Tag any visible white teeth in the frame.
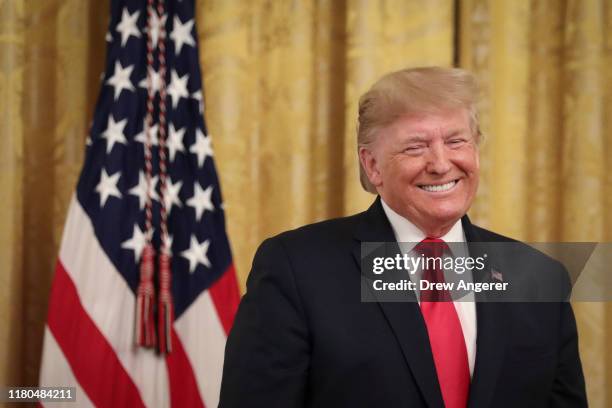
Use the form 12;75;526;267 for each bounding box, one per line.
420;180;456;192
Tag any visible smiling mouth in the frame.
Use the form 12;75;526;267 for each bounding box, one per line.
418;179;458;192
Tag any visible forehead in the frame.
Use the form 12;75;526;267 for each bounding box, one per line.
387;109;471;136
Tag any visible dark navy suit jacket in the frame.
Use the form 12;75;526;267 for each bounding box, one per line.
219;197;587;407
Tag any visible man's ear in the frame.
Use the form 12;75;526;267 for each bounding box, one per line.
359;146;382;187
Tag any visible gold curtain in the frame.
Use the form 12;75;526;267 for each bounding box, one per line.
1;0;610;404
197;0;453;287
0;0;108;390
460;1;612;405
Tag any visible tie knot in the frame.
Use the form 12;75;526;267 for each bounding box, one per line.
416;238;451;301
415;237;447;258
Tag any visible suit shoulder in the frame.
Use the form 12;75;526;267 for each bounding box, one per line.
258;212;363;255
248;214;362;286
472;224;564;269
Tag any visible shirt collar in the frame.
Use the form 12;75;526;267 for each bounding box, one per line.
380;198;465;254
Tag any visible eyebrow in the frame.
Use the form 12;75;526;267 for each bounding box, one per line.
403;129;468;143
403;135;429;143
443;129;468;138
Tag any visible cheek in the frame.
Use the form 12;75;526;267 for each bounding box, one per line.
454;150;479;174
384;158;423;183
470;154;480;173
459;154;479;196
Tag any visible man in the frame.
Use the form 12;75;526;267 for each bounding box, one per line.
219;67;587;407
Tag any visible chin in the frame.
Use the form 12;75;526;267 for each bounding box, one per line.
427;208;465;224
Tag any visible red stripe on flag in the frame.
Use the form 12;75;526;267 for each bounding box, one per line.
208;264;240;335
47;261;145;408
166;328;205;408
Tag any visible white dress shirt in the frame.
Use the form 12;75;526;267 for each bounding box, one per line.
380;199;477;377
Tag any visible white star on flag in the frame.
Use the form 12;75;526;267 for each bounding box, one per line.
95;169;122;207
121;224;147;262
187;183;214;221
181;235;211;273
163;178;183;215
106;62;135;100
128;171;159;210
116;8;141;47
190;129;213;167
134;122;159;146
146;11;167;49
170;16;195;54
167;124;186;161
101;115;128;153
167;69;189;108
138;67;162;95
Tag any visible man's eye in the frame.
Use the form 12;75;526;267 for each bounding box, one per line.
404;145;425;152
448;139;466;146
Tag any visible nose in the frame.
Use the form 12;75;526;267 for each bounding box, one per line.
425;142;451;174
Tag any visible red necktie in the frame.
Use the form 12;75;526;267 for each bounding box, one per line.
417;238;470;408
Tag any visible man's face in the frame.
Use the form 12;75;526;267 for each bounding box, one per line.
360;109;479;235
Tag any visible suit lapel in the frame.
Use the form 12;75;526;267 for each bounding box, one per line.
352;198;445;408
462;216;508;408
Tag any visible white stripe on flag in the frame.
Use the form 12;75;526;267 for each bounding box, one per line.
39;326;94;408
175;290;227;408
59;195;170;408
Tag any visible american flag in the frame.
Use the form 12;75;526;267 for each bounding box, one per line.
39;0;240;406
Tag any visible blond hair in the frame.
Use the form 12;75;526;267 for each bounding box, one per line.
357;66;481;193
